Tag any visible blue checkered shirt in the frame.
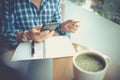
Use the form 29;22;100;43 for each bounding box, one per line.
1;0;62;47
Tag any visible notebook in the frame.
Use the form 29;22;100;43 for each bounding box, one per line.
12;36;76;61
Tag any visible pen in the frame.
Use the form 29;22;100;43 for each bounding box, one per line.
43;40;46;58
31;25;43;57
31;40;35;57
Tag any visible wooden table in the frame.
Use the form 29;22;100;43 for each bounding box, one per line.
53;43;120;80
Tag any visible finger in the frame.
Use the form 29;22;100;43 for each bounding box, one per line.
67;23;80;30
40;30;50;36
68;21;80;28
67;26;78;33
74;22;80;27
66;19;74;22
33;31;50;41
71;27;78;31
65;24;75;31
43;31;55;38
34;31;50;42
30;26;41;34
34;26;42;30
69;29;76;33
38;31;55;42
49;31;55;36
72;21;80;23
64;19;74;24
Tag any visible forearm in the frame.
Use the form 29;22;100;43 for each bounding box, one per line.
17;32;23;42
1;26;20;47
53;0;67;35
17;30;32;42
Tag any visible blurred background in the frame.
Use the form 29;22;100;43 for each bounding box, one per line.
69;0;120;25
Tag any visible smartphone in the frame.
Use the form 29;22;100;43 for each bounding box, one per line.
41;22;59;31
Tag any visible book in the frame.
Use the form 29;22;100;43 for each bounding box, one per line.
12;36;76;61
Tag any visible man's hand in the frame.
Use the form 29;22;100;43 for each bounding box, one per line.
60;20;80;33
25;26;55;42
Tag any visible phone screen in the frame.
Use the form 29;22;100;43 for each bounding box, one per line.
41;22;59;31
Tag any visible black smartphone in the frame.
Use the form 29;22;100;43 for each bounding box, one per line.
41;22;59;31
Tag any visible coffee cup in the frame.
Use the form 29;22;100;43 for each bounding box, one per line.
73;50;110;80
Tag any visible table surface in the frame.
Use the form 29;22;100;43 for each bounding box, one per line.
53;44;120;80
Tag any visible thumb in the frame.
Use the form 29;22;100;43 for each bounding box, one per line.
65;19;73;24
34;26;42;30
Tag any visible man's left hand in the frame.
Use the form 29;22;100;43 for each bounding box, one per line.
60;19;80;33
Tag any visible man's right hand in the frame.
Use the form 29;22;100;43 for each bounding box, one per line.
18;26;55;43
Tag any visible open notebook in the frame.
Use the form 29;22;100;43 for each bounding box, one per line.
12;36;76;61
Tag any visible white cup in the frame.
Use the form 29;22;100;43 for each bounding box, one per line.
73;50;109;80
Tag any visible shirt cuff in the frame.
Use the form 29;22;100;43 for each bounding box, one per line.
56;23;66;35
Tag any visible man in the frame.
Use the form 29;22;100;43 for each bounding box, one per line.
1;0;80;48
1;0;80;80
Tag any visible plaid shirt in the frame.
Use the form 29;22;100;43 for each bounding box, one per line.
1;0;62;47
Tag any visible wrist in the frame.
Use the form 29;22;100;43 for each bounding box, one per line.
58;24;66;35
24;31;32;40
17;31;32;42
22;31;32;42
17;32;23;42
59;23;65;32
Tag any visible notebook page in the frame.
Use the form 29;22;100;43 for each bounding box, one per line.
12;42;44;61
45;36;76;58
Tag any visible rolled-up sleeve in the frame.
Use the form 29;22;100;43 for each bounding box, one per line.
53;0;67;35
1;1;20;47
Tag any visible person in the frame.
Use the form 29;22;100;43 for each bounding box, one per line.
1;0;80;48
1;0;80;80
0;1;24;80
